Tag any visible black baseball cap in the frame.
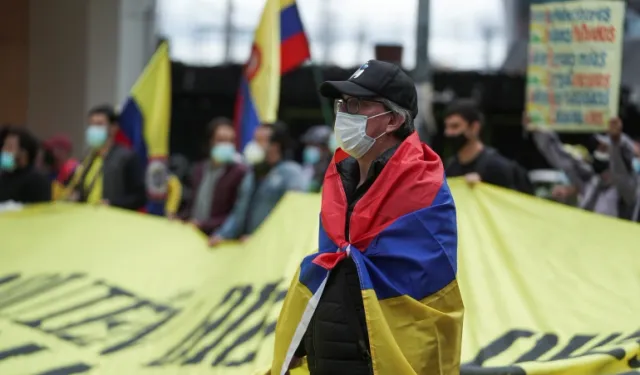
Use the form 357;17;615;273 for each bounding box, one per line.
319;60;418;119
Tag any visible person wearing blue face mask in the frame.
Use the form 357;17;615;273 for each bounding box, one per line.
180;117;247;235
64;105;146;210
0;126;51;204
301;125;333;192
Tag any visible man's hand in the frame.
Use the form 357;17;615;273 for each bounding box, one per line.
239;235;250;243
608;117;623;142
208;235;225;247
100;199;110;206
188;219;200;228
551;185;577;200
266;356;303;373
167;213;178;220
465;172;482;187
67;191;80;202
282;356;303;374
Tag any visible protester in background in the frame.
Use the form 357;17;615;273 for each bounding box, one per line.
444;99;532;193
42;135;79;200
181;117;247;234
301;125;333;192
66;105;146;210
527;117;638;220
0;127;51;203
209;124;304;246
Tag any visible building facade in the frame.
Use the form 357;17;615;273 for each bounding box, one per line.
0;0;157;155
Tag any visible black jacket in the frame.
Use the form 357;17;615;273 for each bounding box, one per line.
296;146;398;375
0;166;51;204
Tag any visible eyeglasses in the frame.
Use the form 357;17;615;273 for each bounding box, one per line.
334;97;387;115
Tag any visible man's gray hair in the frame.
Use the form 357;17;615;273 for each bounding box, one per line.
380;98;414;139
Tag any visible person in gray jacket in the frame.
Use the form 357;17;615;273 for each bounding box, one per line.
526;117;638;220
208;125;305;246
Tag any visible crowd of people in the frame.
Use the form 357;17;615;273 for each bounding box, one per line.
442;99;640;221
0;105;337;245
1;94;640;246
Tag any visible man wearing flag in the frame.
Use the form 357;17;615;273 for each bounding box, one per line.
272;60;463;375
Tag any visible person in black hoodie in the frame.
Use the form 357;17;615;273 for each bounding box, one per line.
0;126;51;204
443;99;533;194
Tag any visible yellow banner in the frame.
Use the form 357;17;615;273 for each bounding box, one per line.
0;179;638;374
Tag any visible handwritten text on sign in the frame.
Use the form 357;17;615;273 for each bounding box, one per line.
526;1;625;132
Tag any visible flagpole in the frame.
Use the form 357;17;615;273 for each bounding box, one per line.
414;0;436;144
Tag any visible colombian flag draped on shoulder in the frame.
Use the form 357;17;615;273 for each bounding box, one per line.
118;42;171;215
235;0;310;148
272;133;464;375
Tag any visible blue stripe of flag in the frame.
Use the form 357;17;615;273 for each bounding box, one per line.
280;4;305;42
299;255;330;295
119;98;148;167
361;181;457;301
237;77;261;149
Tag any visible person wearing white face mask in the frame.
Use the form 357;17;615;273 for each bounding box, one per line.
243;140;266;165
64;105;146;210
276;60;462;375
180;117;247;235
209;123;305;246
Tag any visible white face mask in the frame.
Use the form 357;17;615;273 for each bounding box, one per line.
243;141;265;165
334;111;390;159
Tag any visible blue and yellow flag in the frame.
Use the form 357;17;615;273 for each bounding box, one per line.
118;41;171;215
271;134;464;375
234;0;310;148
